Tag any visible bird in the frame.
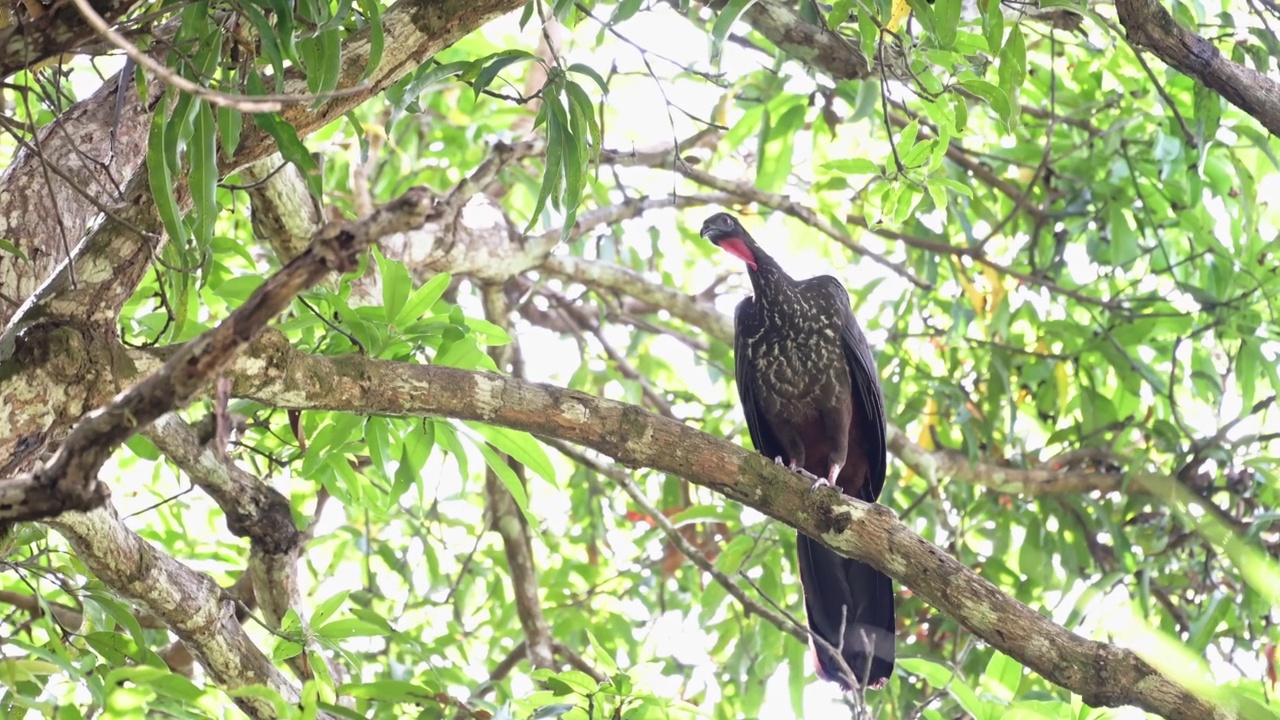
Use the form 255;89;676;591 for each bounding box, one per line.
700;211;895;691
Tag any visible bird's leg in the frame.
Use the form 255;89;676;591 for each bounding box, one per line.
810;463;844;494
774;456;820;482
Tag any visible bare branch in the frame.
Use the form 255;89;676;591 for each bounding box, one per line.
547;439;807;643
599;145;931;289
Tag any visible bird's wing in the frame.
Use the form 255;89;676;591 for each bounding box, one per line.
734;297;786;461
818;276;887;502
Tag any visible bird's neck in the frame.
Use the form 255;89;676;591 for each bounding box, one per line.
746;246;795;305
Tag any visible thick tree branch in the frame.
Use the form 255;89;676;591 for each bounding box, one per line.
44;505;316;719
0;188;434;522
0;0;142;77
141;413;329;684
1115;0;1280;137
134;335;1233;720
696;0;871;82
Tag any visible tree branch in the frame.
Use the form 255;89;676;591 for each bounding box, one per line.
45;504;318;719
546;438;807;642
481;285;556;670
0;0;142;77
145;332;1235;720
1115;0;1280;137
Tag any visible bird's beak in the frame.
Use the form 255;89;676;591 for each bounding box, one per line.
699;221;732;244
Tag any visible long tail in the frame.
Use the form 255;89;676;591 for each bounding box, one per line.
797;532;896;690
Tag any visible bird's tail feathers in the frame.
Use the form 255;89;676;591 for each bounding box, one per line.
797;533;896;691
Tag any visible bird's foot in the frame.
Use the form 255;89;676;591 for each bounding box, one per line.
774;456;821;482
808;477;840;494
788;460;821;483
808;464;845;495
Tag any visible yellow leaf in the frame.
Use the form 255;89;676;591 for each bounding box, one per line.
886;0;912;32
917;398;937;451
954;261;986;318
1055;361;1070;416
981;264;1006;313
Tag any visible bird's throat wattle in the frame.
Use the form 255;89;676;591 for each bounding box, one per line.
721;238;757;269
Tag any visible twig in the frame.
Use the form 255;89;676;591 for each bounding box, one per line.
544;439;808;643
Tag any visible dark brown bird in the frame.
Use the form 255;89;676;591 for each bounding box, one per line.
701;211;895;690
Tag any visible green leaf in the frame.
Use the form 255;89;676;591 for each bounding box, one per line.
318;27;343;98
0;238;29;262
757;102;804;192
248;73;322;200
857;12;878;72
365;415;395;482
190;101;218;253
566;63;609;95
392;421;433;500
822;158;881;175
934;0;960;47
473;50;537;99
982;651;1023;700
898;657;993;719
217;103;242;161
375;248;412;324
555;88;585;217
1194;81;1222;154
711;0;760;48
524;100;565;232
981;0;1003;55
998;25;1027;97
311;590;350;629
714;533;755;574
826;0;853;27
272;639;305;661
469;423;557;483
395;272;452;327
356;0;384;80
339;680;439;702
477;442;534;521
148;96;188;253
959;79;1012;128
315;618;385;639
531;704;577;720
564;81;602;177
669;504;737;527
610;0;643;23
585;631;620;675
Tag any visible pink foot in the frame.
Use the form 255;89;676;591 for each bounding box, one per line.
809;464;844;494
774;456;820;482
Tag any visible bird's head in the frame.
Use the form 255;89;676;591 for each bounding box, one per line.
700;212;758;270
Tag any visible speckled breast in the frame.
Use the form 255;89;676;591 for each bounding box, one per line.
747;326;849;420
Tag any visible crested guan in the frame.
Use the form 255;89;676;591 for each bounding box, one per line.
700;211;895;691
